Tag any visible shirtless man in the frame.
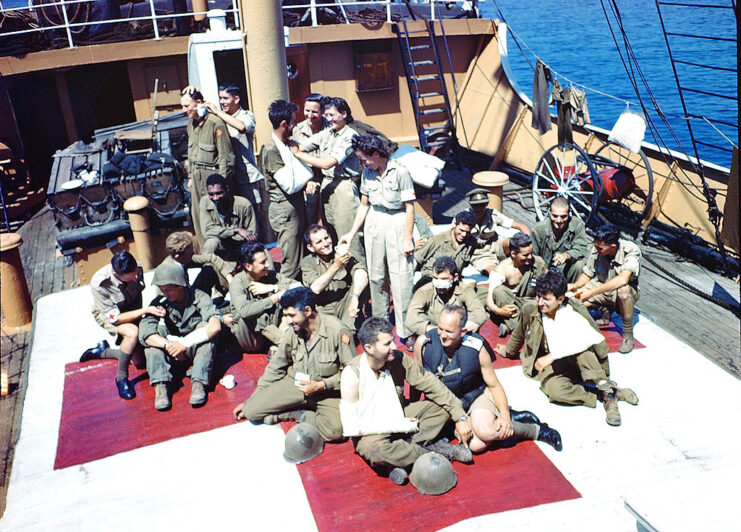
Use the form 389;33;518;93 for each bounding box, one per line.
485;232;547;337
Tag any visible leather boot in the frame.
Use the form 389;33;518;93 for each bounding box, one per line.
154;383;171;411
189;381;207;407
80;340;109;362
536;423;563;451
424;439;473;464
264;410;309;425
618;336;635;354
617;386;639;405
509;408;540;425
598;380;621;426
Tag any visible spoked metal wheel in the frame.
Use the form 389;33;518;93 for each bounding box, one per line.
532;142;601;226
592;141;654;225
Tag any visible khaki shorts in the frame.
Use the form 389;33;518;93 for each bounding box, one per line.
471;239;506;272
468;388;501;417
584;279;639;307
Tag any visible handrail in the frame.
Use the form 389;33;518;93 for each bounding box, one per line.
0;1;487;52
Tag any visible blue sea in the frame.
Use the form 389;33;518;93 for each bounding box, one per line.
480;0;737;168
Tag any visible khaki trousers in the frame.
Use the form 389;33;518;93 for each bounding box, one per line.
189;167;212;248
145;341;214;385
321;178;364;263
353;400;450;469
243;376;343;442
268;199;305;280
365;207;415;338
232;319;283;352
537;348;610;408
489;285;531;331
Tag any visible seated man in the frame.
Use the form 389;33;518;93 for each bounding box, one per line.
81;250;164;400
200;173;257;261
467;187;531;273
232;287;355;442
340;317;473;486
301;224;368;330
406;256;487;338
494;270;638;426
485;232;547;337
414;305;561;453
139;262;222;411
415;210;479;280
229;242;300;352
162;231;235;296
531;197;589;283
568;224;641;353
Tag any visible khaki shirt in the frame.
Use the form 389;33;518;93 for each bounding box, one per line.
256;313;356;392
291;118;329;147
359;160;416;211
415;230;478;277
301;253;365;313
582;239;641;289
406;282;487;334
346;351;466;421
531;216;589;266
473;208;513;239
505;299;609;379
199;195;257;243
229;270;296;333
301;124;361;181
227;107;263;185
90;263;144;324
139;287;220;341
186;113;235;193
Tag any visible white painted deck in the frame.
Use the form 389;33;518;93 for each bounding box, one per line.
2;280;739;531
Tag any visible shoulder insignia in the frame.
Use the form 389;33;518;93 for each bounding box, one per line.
215;128;224;137
341;333;351;345
462;334;484;351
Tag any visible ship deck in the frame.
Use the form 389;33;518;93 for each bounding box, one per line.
1;168;739;528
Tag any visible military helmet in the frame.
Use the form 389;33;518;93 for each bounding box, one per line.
283;423;324;464
152;261;188;287
466;187;490;206
409;452;457;495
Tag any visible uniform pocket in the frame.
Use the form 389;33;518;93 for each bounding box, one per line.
198;143;217;164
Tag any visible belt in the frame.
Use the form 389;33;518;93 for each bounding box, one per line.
192;161;218;169
371;204;404;214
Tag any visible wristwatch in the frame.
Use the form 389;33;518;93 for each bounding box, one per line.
456;415;469;423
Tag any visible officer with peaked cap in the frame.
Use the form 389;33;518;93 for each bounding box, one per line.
139;262;223;411
465;187;531;273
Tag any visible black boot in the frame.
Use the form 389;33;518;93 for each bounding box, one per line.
80;340;109;363
116;378;136;400
509;407;540;425
537;423;563;451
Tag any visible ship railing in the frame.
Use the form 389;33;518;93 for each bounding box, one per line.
0;0;484;51
0;0;239;49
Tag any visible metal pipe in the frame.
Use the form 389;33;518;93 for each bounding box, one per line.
123;196;155;271
59;0;75;49
0;233;33;331
148;0;161;39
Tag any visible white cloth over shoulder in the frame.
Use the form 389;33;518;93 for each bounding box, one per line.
340;354;418;437
542;304;605;360
272;133;314;194
390;145;445;189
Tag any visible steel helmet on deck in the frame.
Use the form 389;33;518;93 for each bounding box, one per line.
409;452;457;495
283;423;324;464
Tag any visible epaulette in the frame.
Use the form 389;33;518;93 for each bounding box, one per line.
461;334;483;351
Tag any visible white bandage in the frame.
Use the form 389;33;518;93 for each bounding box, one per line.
488;271;506;288
168;326;209;349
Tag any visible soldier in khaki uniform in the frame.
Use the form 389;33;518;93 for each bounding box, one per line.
229;242;300;352
531;197;589;283
291;93;329;225
181;87;235;247
466;188;531;273
494;270;638;426
301;224;368;331
293;97;365;263
160;231;235;296
406;256;487;337
261;100;316;280
569;224;641;354
415;210;479;280
82;250;165;400
233;287;355;442
339;135;415;345
486;232;547;336
139;262;223;411
340;317;474;485
199;173;257;261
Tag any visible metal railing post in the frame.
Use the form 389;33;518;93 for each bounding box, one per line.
59;0;76;49
386;0;391;23
310;0;317;27
232;0;239;29
148;0;161;40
